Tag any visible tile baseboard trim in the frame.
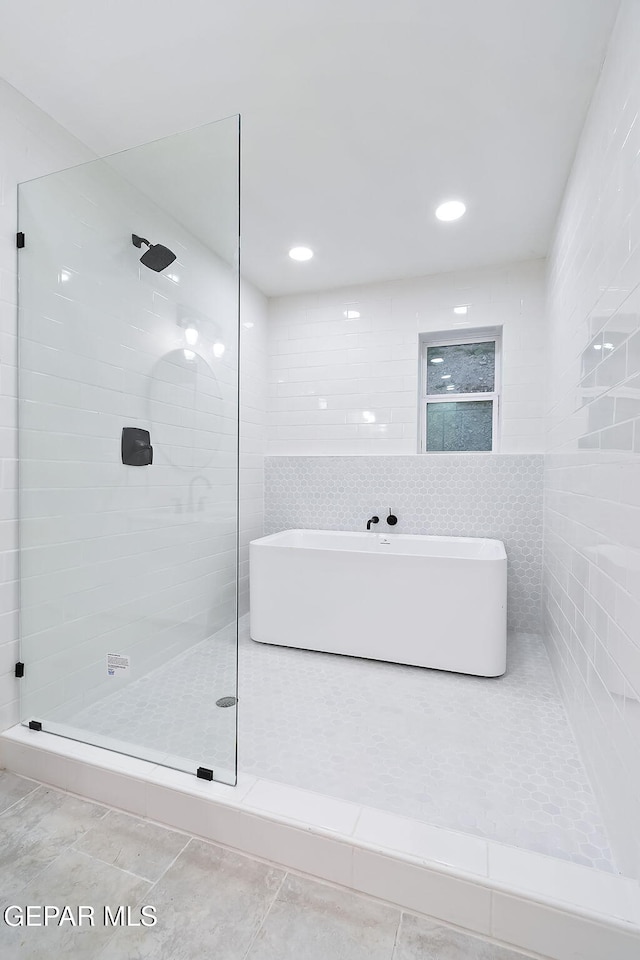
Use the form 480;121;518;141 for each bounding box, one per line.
1;725;639;960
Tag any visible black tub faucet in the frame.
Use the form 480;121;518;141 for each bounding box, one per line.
366;515;379;530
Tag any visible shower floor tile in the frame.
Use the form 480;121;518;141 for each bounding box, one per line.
63;625;238;774
64;616;616;872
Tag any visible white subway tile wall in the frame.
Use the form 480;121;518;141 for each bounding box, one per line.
265;454;543;633
267;260;546;456
0;79;92;733
544;0;640;879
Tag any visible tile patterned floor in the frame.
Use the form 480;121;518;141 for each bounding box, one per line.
61;618;615;871
0;773;541;960
61;622;238;774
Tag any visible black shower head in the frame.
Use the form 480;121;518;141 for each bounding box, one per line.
140;243;176;273
131;233;177;273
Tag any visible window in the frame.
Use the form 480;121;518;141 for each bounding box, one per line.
419;330;501;452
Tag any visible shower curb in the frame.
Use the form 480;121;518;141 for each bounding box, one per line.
1;724;639;960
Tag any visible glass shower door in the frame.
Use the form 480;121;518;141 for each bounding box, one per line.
17;117;240;784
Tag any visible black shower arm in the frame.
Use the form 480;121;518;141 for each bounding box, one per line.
131;234;151;249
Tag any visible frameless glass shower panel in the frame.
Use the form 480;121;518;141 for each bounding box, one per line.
18;117;240;783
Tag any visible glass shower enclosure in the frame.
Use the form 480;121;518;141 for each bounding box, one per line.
16;117;240;785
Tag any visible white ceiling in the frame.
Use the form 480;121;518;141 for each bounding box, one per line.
0;0;620;296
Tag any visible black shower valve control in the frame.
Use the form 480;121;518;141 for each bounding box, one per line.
386;508;398;526
121;427;153;466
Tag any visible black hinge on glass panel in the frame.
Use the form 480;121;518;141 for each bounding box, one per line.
14;662;24;678
28;720;42;731
196;767;214;781
16;232;25;249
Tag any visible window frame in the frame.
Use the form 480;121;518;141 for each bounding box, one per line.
418;328;502;454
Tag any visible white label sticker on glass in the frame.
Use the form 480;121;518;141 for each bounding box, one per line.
107;653;130;677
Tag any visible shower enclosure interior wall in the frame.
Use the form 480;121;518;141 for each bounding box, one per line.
17;116;240;784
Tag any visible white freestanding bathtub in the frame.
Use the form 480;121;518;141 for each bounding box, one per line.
250;529;507;677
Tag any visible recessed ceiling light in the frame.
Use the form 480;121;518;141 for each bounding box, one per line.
213;342;225;358
446;384;455;391
344;309;360;319
453;306;468;315
183;349;195;361
435;200;466;222
593;344;602;350
430;357;444;364
362;411;376;424
603;342;614;350
441;374;451;379
288;246;314;261
184;325;199;346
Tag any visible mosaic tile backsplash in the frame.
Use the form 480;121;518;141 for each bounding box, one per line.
265;454;543;633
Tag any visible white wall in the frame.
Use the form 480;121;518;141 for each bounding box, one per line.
267;259;546;456
544;0;640;879
0;79;92;733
